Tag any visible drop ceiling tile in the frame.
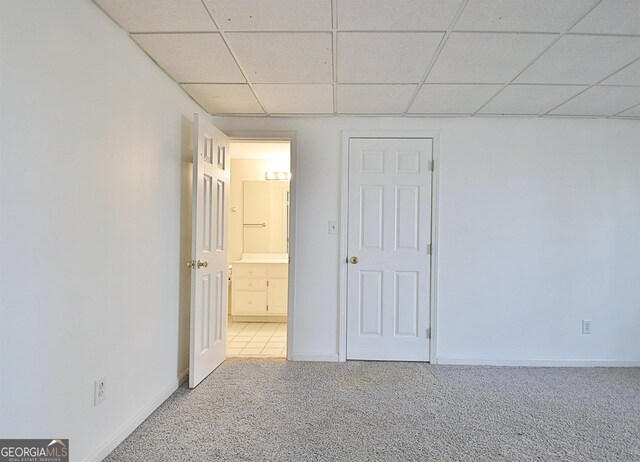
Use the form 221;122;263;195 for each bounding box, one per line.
456;0;594;32
132;33;244;83
550;86;640;116
226;33;332;83
408;84;501;113
254;84;333;113
572;0;640;35
616;104;640;118
337;85;417;113
337;0;461;30
601;59;640;86
181;84;263;114
517;35;640;85
95;0;216;32
203;0;331;30
427;33;555;83
338;32;443;83
480;84;588;114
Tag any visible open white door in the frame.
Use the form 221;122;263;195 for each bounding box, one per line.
189;113;229;388
346;138;433;361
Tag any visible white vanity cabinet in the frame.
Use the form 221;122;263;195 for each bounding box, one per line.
231;262;288;320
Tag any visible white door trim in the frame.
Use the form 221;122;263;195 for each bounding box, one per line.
339;131;440;363
224;130;298;361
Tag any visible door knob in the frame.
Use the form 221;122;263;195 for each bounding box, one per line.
197;260;208;268
350;256;359;264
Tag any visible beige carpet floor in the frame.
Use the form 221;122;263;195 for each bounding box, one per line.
106;359;640;461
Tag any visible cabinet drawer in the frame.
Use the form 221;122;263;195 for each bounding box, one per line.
234;279;267;291
233;291;267;314
233;265;267;279
268;264;289;279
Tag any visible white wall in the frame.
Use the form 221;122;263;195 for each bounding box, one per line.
1;1;203;460
213;116;640;365
228;158;290;262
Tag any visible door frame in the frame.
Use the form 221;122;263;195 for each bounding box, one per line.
225;131;298;361
338;131;441;363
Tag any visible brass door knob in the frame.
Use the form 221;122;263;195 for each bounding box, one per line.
350;256;359;264
197;260;208;268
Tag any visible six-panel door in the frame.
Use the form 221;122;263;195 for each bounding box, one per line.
189;114;230;388
346;138;433;361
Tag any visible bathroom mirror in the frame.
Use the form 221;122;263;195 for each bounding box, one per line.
243;181;290;254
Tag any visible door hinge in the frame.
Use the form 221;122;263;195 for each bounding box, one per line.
429;160;434;171
267;280;269;287
427;244;432;255
426;328;431;339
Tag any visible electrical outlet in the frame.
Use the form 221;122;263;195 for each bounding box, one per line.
582;320;592;335
94;376;106;405
328;220;338;234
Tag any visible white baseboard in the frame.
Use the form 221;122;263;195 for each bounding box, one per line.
291;352;339;362
437;356;640;367
85;369;189;462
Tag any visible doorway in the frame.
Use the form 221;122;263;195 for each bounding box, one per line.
226;141;292;358
339;134;439;362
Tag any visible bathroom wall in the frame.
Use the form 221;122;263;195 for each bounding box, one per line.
229;159;273;261
229;143;291;262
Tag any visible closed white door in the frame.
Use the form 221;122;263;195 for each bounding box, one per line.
189;114;229;388
346;138;433;361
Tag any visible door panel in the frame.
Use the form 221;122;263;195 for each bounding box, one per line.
268;279;288;315
346;138;432;361
189;114;229;388
214;271;224;343
359;271;383;336
199;274;212;351
215;180;225;251
395;186;419;250
360;185;384;250
202;174;213;252
394;271;419;337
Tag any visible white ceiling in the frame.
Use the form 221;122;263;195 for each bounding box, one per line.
94;0;640;119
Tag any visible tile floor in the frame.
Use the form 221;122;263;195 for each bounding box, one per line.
227;318;287;358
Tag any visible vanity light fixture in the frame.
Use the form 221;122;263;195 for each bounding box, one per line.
265;171;291;181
